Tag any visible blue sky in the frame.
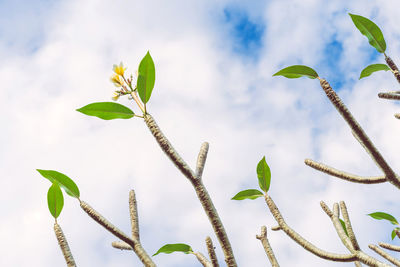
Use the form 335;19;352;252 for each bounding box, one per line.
2;0;400;266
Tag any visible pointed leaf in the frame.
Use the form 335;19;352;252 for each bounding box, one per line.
339;219;349;237
349;13;386;53
392;229;397;240
37;169;80;198
76;102;134;120
368;212;398;225
273;65;318;79
359;64;390;79
153;243;192;256
232;189;264;200
137;51;156;104
257;156;271;193
47;182;64;218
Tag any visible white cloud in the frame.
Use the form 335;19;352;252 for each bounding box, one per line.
1;0;400;266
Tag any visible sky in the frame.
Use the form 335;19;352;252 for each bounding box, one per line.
1;0;400;266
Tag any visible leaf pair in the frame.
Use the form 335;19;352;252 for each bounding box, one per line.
273;14;388;81
37;169;80;219
368;212;399;240
232;156;271;200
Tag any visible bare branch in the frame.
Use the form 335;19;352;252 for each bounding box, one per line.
129;190;140;241
264;194;357;262
378;92;400;100
196;142;209;179
80;201;156;267
320;201;391;267
205;236;219;267
369;244;400;266
112;241;132;250
192;251;213;267
54;222;76;267
340;201;360;250
256;226;280;267
317;78;400;189
355;261;362;267
379;242;400;252
305;159;386;184
143;113;237;267
385;56;400;84
271;226;281;231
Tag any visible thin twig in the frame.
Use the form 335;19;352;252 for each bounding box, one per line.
256;226;280;267
369;244;400;266
385;56;400;84
54;222;76;267
355;261;362;267
192;251;213;267
129;190;140;241
143;113;237;267
317;77;400;189
205;236;219;267
379;242;400;252
112;241;132;250
305;159;386;184
340;201;360;250
378;92;400;100
196;142;209;179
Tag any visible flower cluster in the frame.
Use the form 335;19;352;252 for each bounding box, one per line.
110;62;133;101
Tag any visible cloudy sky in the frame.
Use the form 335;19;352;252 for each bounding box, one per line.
1;0;400;266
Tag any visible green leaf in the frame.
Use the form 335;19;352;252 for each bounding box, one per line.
232;189;264;200
47;182;64;218
153;243;193;256
273;65;318;79
37;169;80;198
257;156;271;193
359;64;390;79
349;13;386;53
392;228;400;240
368;212;398;225
76;102;134;120
137;51;156;104
339;219;349;237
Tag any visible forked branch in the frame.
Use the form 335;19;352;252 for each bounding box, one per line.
306;78;400;190
256;226;280;267
143;113;237;267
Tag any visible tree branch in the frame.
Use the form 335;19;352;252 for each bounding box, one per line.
369;244;400;266
340;201;360;251
205;236;219;267
379;242;400;252
129;190;140;241
256;226;280;267
385;56;400;84
264;194;356;262
378;92;400;100
192;251;213;267
80;200;156;267
305;159;386;184
317;78;400;189
143;113;237;267
54;222;76;267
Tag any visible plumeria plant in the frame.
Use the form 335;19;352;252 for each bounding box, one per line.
38;13;400;267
